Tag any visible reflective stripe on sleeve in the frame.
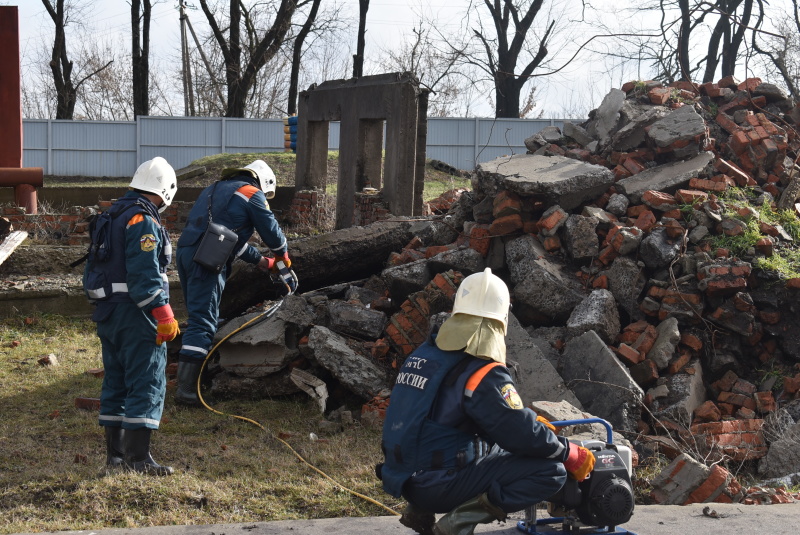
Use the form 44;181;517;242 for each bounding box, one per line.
136;289;163;308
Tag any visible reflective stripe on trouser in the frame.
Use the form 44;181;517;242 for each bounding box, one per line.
97;302;166;430
402;444;567;514
176;246;226;361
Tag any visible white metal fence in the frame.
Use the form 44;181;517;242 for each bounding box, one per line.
22;116;566;177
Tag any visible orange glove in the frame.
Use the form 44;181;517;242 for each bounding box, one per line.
536;415;557;432
151;304;180;345
272;251;291;271
564;445;596;482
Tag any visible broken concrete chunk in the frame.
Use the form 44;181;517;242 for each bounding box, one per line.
307;325;388;400
478;154;614;211
216;312;291;378
327;299;387;340
616;151;714;205
506;314;582;408
566;289;621;344
560;330;644;433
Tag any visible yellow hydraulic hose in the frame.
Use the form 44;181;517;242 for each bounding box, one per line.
189;298;400;517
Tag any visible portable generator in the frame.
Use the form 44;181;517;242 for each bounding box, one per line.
517;418;637;535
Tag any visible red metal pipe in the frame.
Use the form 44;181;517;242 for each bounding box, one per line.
0;167;44;187
14;183;38;215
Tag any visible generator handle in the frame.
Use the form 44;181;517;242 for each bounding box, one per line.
550;418;613;444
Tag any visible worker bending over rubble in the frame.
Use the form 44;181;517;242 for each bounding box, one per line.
84;157;180;476
175;159;292;406
378;268;596;535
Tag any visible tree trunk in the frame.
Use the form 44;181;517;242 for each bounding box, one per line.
288;0;321;116
43;0;76;119
678;0;692;81
352;0;369;78
495;73;520;118
220;220;419;318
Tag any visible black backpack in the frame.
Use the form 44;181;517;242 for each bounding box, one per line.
70;200;145;268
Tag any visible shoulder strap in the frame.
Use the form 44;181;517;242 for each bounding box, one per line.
464;362;504;398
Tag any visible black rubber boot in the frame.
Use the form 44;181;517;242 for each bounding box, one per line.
101;426;126;475
175;359;203;407
432;493;506;535
124;427;174;476
400;502;435;535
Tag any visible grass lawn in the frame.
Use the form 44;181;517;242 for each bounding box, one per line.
45;152;472;204
0;314;399;534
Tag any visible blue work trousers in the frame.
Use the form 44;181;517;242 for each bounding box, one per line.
97;302;167;430
176;246;226;362
403;445;567;514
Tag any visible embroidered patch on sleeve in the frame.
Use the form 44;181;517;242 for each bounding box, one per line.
140;234;157;252
500;384;523;410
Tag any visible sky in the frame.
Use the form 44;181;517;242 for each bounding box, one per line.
7;1;790;119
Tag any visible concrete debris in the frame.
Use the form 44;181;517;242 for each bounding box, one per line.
11;76;800;507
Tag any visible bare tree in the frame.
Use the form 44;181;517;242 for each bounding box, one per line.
75;39;133;120
464;0;556;118
198;0;299;117
131;0;152;118
628;0;756;83
288;0;322;115
752;0;800;98
40;0;112;119
377;23;476;116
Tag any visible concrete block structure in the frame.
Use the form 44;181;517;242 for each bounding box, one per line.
295;72;430;229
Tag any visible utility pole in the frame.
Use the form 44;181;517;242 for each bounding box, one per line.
184;9;226;111
178;1;195;116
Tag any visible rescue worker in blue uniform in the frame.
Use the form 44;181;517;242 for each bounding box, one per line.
175;159;292;406
84;157;180;476
379;268;596;535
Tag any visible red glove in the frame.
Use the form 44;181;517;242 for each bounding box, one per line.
564;445;596;482
536;415;557;432
258;256;275;272
151;304;180;345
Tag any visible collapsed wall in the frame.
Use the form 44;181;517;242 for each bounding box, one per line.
213;76;800;505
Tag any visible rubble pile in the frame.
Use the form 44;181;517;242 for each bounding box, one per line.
206;76;800;506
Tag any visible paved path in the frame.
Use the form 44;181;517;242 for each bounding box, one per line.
11;502;800;535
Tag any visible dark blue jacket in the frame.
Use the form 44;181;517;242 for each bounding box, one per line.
83;192;171;321
381;339;568;498
177;177;287;269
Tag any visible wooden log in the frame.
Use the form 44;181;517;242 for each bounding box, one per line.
219;219;421;318
0;230;27;267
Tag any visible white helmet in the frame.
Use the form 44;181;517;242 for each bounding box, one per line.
451;268;511;333
222;159;277;199
130;157;177;213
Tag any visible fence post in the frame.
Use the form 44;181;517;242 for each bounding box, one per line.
473;117;480;167
221;117;226;154
46;119;52;175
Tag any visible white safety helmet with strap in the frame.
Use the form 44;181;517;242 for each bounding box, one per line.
129;157;177;213
222;159;277;199
451;267;510;333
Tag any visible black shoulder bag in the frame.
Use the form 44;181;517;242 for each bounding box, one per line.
192;183;239;273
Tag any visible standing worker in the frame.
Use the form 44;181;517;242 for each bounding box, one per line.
378;268;596;535
83;157;180;476
175;159;293;406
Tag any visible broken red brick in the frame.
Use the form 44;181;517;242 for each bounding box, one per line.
75;397;101;411
616;343;643;366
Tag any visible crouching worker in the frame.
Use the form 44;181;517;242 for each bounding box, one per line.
378;268;596;535
83;157;180;476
